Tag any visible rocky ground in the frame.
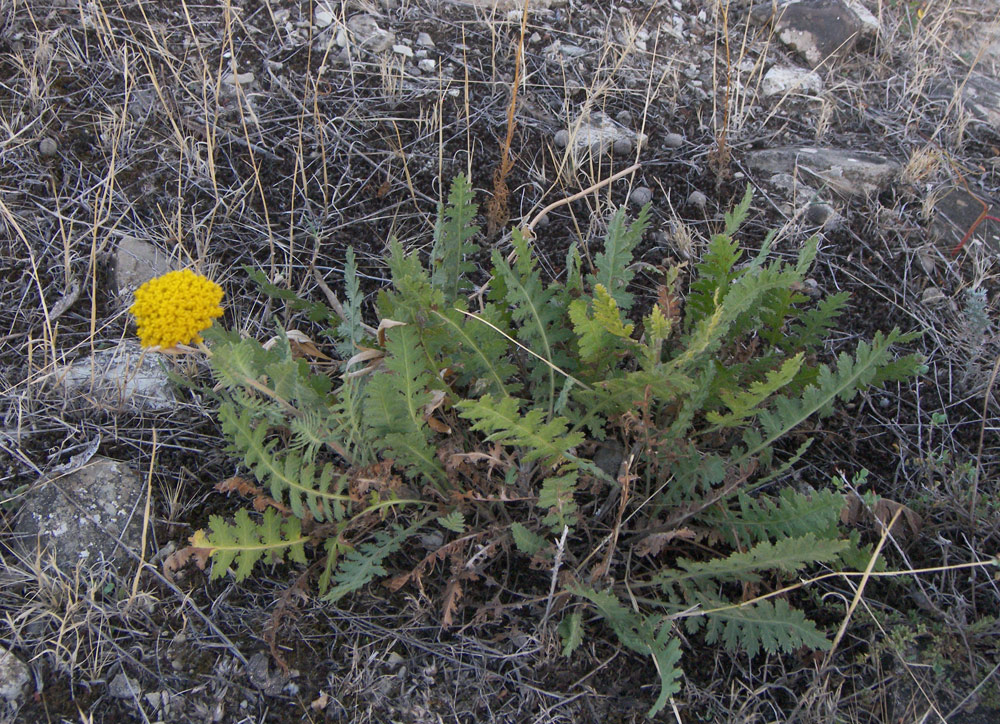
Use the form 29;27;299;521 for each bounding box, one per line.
1;0;1000;722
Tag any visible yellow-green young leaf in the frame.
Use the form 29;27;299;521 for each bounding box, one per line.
190;508;309;582
569;284;635;364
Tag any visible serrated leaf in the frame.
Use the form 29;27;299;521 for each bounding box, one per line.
558;611;584;657
510;522;547;555
438;511;466;533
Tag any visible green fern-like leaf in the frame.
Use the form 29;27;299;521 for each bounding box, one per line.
218;402;348;521
491;229;574;412
571;587;683;718
590;205;650;311
538;471;579;531
192;508;308;582
324;521;425;602
364;324;446;484
702;597;832;657
558;611;584;657
456;394;584;468
431;174;480;304
703;488;845;547
569;284;636;367
510;522;548;555
707;353;804;427
656;535;847;598
739;329;923;467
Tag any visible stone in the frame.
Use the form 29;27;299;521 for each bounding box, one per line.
844;0;880;36
56;340;177;412
114;237;175;294
557;112;647;168
417;58;436;73
921;287;948;306
774;0;863;69
747;146;899;198
14;458;146;570
108;672;141;699
38;137;58;158
416;32;434;47
612;137;633;156
221;71;255;87
392;44;413;58
928;184;1000;254
761;66;823;98
663;132;684;149
688;190;708;209
928;72;1000;134
345;14;395;53
630;187;653;206
0;647;30;705
314;9;334;28
804;202;837;226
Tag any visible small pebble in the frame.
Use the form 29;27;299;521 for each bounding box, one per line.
553;129;570;148
392;44;413;58
630;186;653;206
417;58;436;73
616;110;633;125
663;132;684;149
687;190;708;209
613;137;633;155
314;9;334;27
921;287;947;306
38;137;58;157
805;203;835;226
416;32;434;47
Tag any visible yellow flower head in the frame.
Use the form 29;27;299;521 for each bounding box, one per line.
129;269;224;349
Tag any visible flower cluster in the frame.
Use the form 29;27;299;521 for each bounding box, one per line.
129;269;224;349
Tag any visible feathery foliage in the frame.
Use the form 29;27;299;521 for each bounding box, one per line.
193;180;923;718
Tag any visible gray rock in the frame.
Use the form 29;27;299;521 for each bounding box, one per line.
613;137;633;156
928;72;1000;134
14;458;146;570
688;190;708;209
221;71;255;88
417;58;436;73
392;44;413;58
0;647;30;706
844;0;880;36
108;672;141;699
630;187;653;206
114;237;175;295
557;112;647;168
663;132;684;149
416;32;434;47
761;66;823;98
804;202;837;226
344;14;394;53
313;9;334;28
928;184;1000;254
38;137;58;158
768;172;816;197
921;287;948;306
615;110;633;126
774;0;863;68
748;146;899;198
57;340;177;412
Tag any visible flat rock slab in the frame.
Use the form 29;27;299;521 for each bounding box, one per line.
927;72;1000;134
114;236;175;294
56;341;176;412
928;184;1000;254
14;458;145;570
761;66;823;98
747;146;899;198
774;0;862;68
